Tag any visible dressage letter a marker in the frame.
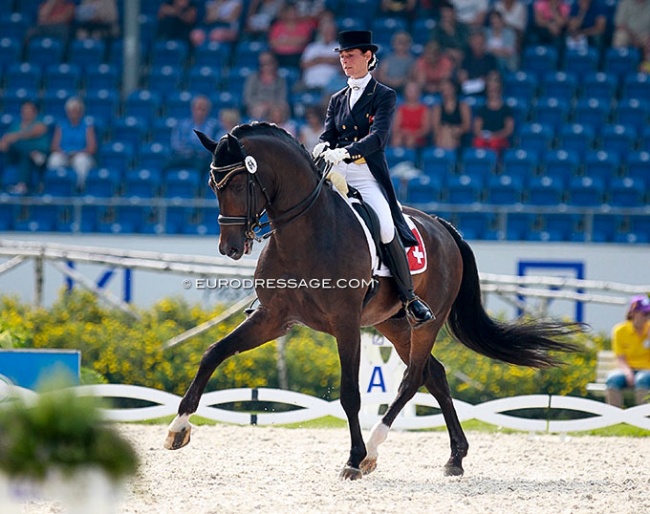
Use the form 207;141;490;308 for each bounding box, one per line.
367;366;386;393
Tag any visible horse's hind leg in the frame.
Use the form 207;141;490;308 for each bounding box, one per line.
422;355;468;476
164;307;288;450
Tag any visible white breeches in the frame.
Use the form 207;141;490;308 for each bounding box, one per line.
331;161;395;244
47;151;95;187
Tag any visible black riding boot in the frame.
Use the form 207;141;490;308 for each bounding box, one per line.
382;234;434;326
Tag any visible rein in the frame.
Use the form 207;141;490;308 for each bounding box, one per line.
211;153;331;243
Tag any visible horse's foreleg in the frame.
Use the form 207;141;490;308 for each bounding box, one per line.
334;329;366;480
164;308;288;450
422;355;468;476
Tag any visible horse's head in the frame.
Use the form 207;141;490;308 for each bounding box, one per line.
195;129;270;260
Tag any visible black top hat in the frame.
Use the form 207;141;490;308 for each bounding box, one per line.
334;30;379;53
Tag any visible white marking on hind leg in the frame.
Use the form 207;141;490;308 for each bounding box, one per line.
168;413;191;433
366;421;390;460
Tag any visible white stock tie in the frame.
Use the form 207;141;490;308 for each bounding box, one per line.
347;74;371;109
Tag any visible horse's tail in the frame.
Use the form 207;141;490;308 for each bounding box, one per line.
437;217;582;368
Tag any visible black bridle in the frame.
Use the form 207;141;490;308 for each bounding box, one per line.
210;151;331;243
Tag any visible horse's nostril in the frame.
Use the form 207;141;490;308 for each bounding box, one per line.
228;247;240;258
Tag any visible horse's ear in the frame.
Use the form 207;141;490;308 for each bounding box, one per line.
194;129;218;154
226;133;244;158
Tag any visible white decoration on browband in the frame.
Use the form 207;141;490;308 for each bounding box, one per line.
245;156;257;174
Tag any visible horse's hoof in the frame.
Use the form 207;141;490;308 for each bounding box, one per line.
444;463;464;477
359;457;377;475
164;425;191;450
339;466;363;480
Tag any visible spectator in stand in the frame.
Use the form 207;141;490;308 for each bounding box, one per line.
0;101;50;195
605;295;650;408
244;0;285;40
189;0;243;45
375;31;416;95
485;10;518;72
297;18;341;93
165;94;219;171
156;0;198;43
268;2;314;69
214;108;241;139
566;0;607;51
243;51;288;118
268;101;297;137
410;40;455;94
640;39;650;73
74;0;119;39
531;0;570;48
391;81;431;149
612;0;650;51
431;4;470;64
47;97;97;188
457;30;499;96
431;78;471;150
294;0;327;27
25;0;75;43
299;105;324;151
451;0;489;27
472;73;514;155
380;0;418;21
493;0;528;46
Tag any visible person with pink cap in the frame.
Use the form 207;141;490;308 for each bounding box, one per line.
605;295;650;407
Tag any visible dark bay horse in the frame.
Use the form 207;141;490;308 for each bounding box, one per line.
164;122;582;479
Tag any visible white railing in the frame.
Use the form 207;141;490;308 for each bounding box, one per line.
1;382;648;433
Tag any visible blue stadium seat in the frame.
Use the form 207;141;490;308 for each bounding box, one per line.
527;175;565;205
460;148;497;178
563;47;599;78
107;39;146;67
406;175;443;204
225;66;254;98
124;89;162;121
41;88;74;119
607;177;645;207
622;73;650;100
580;72;618;102
505;97;530;127
603;47;641;77
139;142;170;171
502;148;538;177
110;205;157;234
504;71;538;102
150;39;190;68
42;167;77;196
541;149;580;181
232;40;268;68
164;91;193;119
446;174;484;204
386;147;417;168
186;66;220;95
412;18;436;45
454;212;496;240
421;147;456;177
148;65;183;93
85;88;119;125
0;204;17;230
614;98;649;131
573;97;611;126
5;62;41;90
338;0;377;25
26;37;65;67
83;167;121;198
163;206;195;234
484;174;524;205
42;63;81;91
538;213;584;242
627;216;650;244
151;116;178;143
187;206;219;235
193;41;231;68
0;37;21;71
84;63;119;91
583;150;620;181
504;212;536;240
522;45;559;78
111;116;149;147
2;87;37;115
566;176;605;206
625;151;650;181
517;122;554;154
164;168;201;199
68;38;106;69
557;123;596;158
541;71;578;101
98;141;134;173
0;13;30;40
532;96;570;129
13;205;65;232
591;214;623;242
124;168;161;198
371;17;408;47
599;124;637;159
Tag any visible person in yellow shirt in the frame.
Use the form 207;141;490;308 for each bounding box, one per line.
605;295;650;407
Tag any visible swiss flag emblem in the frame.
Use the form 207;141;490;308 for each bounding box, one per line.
406;226;427;274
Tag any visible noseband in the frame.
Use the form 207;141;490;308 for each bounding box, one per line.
210;147;331;243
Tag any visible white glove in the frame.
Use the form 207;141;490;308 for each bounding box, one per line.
312;141;329;159
322;148;350;166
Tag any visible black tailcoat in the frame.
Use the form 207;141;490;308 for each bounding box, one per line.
319;77;417;247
